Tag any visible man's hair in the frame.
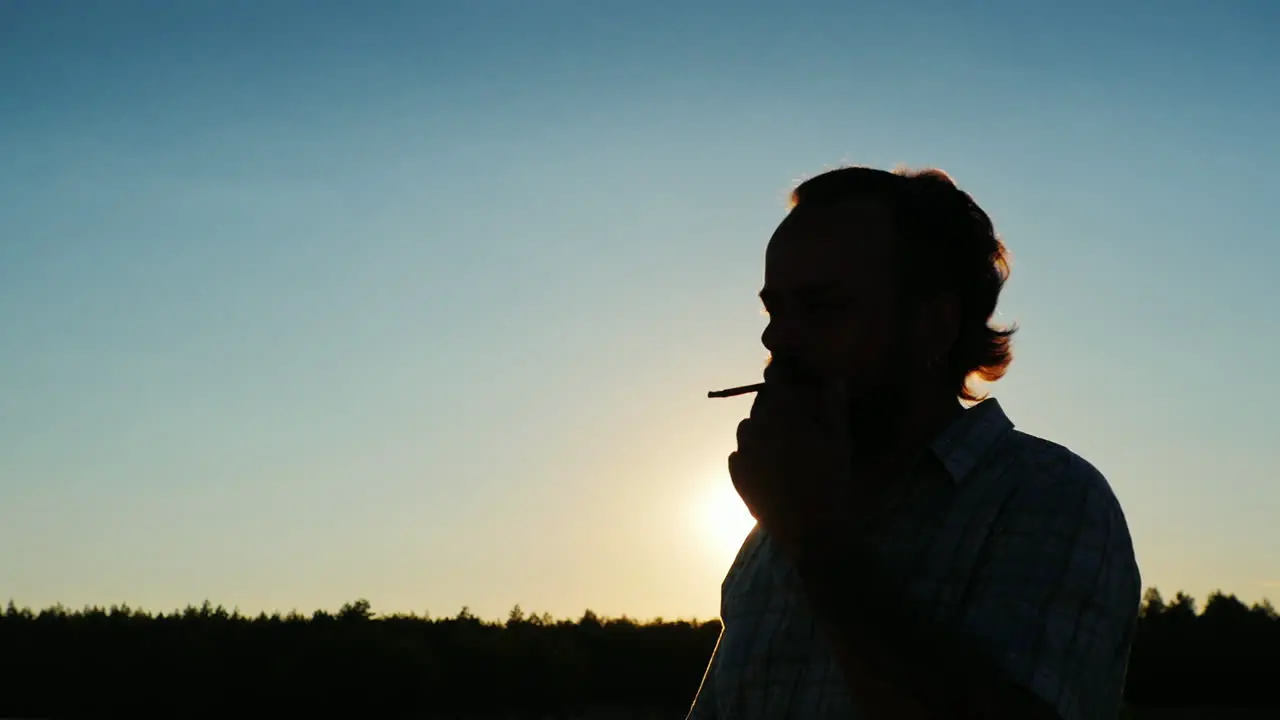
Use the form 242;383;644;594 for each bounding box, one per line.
789;165;1016;402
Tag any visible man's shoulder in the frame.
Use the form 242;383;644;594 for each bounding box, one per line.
997;428;1120;506
968;429;1141;720
993;428;1137;564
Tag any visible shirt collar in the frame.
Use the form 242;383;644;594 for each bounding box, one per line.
927;398;1015;484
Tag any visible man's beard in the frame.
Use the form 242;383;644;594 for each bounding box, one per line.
764;337;915;458
846;371;910;457
844;335;915;458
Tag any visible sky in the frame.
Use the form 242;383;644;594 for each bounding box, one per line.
1;0;1278;622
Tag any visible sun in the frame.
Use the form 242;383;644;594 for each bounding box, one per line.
697;471;758;558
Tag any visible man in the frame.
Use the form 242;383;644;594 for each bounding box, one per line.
688;166;1141;720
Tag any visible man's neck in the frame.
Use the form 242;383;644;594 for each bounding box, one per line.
851;386;963;474
900;388;965;452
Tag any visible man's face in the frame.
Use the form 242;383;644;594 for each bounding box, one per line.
760;198;908;402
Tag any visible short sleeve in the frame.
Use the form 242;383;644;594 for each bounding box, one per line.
961;454;1142;720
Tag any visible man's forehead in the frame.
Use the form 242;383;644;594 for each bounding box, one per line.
764;198;896;285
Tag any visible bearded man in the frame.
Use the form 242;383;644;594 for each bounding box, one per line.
688;166;1141;720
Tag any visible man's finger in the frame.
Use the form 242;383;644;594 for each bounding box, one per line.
727;450;749;496
727;451;763;521
735;418;753;451
751;380;821;424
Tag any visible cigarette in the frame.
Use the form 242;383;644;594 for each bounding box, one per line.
707;383;765;399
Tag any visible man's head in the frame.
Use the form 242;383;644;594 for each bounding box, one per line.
760;165;1014;406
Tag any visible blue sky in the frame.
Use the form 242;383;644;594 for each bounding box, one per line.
2;0;1277;621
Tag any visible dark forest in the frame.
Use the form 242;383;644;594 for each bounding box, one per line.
1;587;1275;718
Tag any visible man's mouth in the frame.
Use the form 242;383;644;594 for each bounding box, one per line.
763;356;822;387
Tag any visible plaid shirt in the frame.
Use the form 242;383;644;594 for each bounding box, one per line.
686;399;1141;720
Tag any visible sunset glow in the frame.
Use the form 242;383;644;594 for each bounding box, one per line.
698;472;758;560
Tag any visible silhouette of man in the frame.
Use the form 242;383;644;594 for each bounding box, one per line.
687;166;1141;720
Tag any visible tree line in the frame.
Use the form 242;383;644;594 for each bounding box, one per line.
0;587;1274;717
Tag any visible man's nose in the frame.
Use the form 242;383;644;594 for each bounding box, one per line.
761;321;779;355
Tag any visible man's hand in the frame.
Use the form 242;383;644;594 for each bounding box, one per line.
727;379;855;559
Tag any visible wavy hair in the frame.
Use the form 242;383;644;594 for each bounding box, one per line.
790;165;1016;402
